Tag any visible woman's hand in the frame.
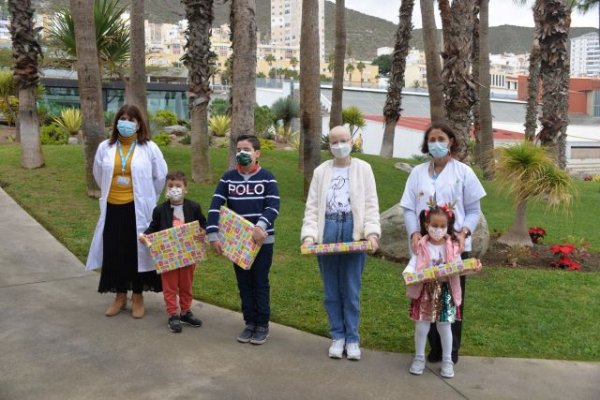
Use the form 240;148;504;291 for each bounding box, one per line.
457;230;467;253
410;232;422;253
368;236;379;254
210;240;224;255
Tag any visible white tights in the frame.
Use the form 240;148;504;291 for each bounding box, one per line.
415;321;452;361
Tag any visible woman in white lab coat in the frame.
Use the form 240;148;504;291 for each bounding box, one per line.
86;104;168;319
400;122;486;364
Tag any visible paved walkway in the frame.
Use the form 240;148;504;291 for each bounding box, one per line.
0;187;598;400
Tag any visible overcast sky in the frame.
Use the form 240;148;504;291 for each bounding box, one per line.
342;1;599;29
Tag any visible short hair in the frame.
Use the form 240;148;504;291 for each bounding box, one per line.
166;170;187;186
420;122;459;155
236;134;260;150
109;104;150;145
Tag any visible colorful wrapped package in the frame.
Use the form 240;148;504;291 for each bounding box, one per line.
403;258;482;286
141;221;207;274
218;206;260;270
300;241;373;255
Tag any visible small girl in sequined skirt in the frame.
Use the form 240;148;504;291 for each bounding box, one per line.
403;204;462;379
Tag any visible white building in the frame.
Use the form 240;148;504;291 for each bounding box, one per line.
571;32;600;77
271;0;324;60
376;47;394;57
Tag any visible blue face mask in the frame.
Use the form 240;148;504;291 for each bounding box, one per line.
117;120;137;137
428;142;449;159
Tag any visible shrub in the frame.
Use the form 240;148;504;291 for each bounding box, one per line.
104;111;115;127
209;114;231;137
40;123;69;145
258;138;275;150
254;105;274;137
209;98;229;116
53;108;82;136
341;105;366;137
153;131;171;146
180;134;191;145
153;110;178;127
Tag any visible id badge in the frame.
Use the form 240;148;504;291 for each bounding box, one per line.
117;175;131;187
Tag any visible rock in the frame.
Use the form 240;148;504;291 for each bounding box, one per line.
394;162;414;174
163;125;189;136
379;203;490;262
68;136;79;145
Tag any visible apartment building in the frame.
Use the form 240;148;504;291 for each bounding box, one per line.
571;32;600;77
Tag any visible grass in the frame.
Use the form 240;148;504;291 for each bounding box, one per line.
0;144;598;361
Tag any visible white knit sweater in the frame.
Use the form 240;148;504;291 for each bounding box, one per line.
301;158;381;243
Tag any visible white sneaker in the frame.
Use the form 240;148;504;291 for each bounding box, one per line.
346;342;361;361
328;339;345;359
440;360;455;378
409;357;426;375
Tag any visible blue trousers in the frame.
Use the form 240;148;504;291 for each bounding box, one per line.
234;243;273;328
317;214;366;344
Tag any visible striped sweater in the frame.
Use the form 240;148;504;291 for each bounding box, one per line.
206;167;280;244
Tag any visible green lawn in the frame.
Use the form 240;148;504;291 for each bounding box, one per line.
0;144;598;361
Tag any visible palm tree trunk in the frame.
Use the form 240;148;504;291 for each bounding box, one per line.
380;0;415;159
71;0;104;197
8;0;44;169
329;0;346;129
498;199;533;247
300;0;322;197
478;0;494;179
536;0;571;170
442;0;476;162
471;2;481;165
183;0;213;183
420;0;444;122
229;0;257;168
437;0;451;54
524;41;541;141
129;0;147;121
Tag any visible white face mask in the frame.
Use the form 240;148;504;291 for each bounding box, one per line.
330;142;352;159
428;227;447;241
166;187;183;202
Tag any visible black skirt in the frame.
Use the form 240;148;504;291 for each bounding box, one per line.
98;202;162;293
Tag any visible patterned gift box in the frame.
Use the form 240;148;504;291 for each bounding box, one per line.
218;206;260;270
141;220;207;274
403;258;482;286
300;241;373;255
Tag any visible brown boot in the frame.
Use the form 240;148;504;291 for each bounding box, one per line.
105;292;127;317
131;293;145;319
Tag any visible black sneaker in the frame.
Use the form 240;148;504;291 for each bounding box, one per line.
250;325;269;345
168;315;182;333
237;324;256;343
180;311;203;327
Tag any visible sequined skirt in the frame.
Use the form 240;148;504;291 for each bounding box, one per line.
409;281;461;323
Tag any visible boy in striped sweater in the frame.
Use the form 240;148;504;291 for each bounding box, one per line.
207;134;280;345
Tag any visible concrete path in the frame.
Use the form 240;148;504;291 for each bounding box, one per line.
0;187;598;400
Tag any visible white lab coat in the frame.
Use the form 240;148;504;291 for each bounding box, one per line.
400;159;486;251
85;139;168;272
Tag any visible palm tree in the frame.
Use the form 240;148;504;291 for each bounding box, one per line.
300;0;322;196
271;95;299;133
329;0;346;129
265;53;276;68
326;53;335;74
478;0;495;179
8;0;43;169
380;0;415;159
182;0;214;184
535;0;571;169
229;0;257;167
420;0;445;122
289;56;299;71
47;0;130;84
341;105;365;137
438;0;452;53
70;0;105;197
441;0;476;162
356;61;365;86
345;63;355;82
495;141;575;247
128;0;147;120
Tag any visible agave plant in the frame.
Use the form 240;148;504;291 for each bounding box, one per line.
495;141;576;247
208;114;231;137
54;108;82;136
342;105;366;138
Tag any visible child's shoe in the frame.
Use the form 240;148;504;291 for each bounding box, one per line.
180;311;203;327
168;315;182;333
250;326;269;345
346;342;361;361
237;324;256;343
440;360;455;378
409;357;426;375
328;339;345;359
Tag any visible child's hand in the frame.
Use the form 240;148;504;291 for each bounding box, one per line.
252;226;268;246
210;240;224;255
368;236;379;254
410;232;422;253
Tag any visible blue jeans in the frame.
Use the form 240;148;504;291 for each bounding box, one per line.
317;213;366;344
234;243;273;327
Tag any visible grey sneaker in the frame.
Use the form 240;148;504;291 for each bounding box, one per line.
180;311;202;327
440;360;455;378
168;315;182;333
237;324;256;343
250;326;269;345
409;357;426;375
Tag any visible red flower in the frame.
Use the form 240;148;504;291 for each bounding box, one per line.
550;244;575;255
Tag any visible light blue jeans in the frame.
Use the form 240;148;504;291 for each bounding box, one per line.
317;213;366;344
